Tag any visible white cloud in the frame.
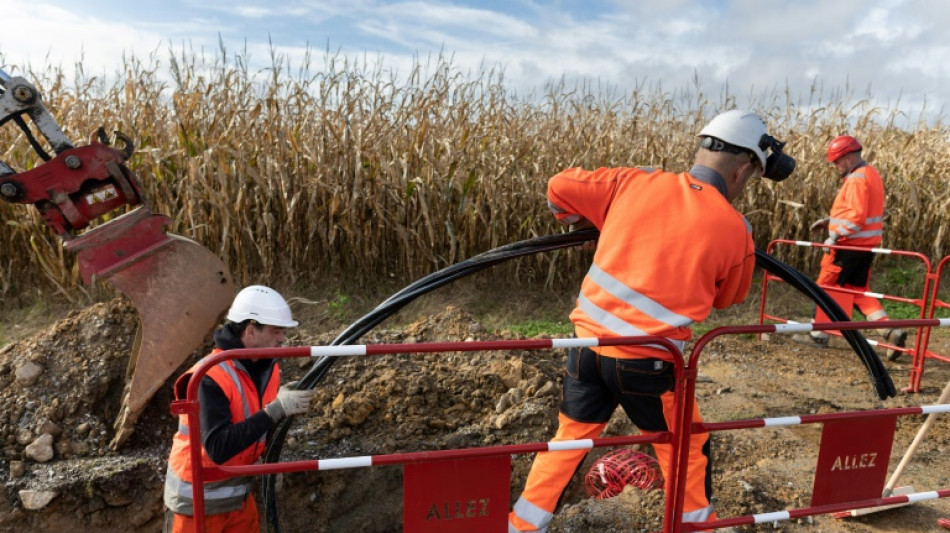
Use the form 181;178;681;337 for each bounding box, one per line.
2;0;949;124
854;4;923;43
233;6;274;19
0;1;169;75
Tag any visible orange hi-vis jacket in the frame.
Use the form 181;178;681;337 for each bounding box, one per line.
547;167;755;361
164;350;280;516
828;163;884;247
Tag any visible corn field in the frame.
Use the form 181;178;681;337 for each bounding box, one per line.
2;49;949;302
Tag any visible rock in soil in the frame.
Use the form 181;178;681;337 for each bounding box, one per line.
2;299;950;531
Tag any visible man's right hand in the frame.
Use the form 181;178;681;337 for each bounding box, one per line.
264;386;315;421
569;219;598;250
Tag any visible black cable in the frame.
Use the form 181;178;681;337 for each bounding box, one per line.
262;230;597;531
261;230;893;531
12;115;52;161
754;250;894;399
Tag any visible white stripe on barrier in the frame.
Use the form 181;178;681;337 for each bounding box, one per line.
310;346;368;357
941;319;950;327
763;416;802;427
774;323;812;333
318;456;373;470
921;404;950;415
551;338;598;349
548;439;594;452
753;511;791;523
866;339;880;346
863;291;885;298
907;491;940;503
790;241;894;254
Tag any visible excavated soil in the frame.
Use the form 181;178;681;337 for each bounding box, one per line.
2;296;950;532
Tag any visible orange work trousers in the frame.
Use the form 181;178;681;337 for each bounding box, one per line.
816;250;886;320
165;496;259;533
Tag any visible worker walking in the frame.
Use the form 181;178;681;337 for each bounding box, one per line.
163;285;314;533
508;110;795;532
792;135;907;360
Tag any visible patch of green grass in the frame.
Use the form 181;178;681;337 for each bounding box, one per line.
882;300;926;320
327;289;352;321
692;322;720;337
873;259;934;297
509;319;574;338
880;299;950;319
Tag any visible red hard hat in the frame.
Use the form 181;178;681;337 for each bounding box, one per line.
826;135;862;162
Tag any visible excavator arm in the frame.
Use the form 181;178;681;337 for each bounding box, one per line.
0;68;234;448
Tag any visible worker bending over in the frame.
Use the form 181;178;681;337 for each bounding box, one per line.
509;110;795;532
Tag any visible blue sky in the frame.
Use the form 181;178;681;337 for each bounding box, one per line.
3;0;950;121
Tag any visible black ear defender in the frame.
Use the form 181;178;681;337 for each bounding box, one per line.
759;134;796;182
700;134;796;182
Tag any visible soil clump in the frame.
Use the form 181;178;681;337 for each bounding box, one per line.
1;299;950;532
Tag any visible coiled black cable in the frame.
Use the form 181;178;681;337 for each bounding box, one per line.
262;229;894;531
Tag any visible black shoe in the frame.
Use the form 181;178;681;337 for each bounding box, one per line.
885;328;908;361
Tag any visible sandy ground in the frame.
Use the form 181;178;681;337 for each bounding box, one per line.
2;295;950;532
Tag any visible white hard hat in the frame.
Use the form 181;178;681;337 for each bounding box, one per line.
697;110;769;169
226;285;298;327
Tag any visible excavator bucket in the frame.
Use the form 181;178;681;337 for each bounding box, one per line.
65;209;233;449
1;69;233;449
107;237;232;448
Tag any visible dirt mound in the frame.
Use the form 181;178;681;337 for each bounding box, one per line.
0;300;141;460
3;300;950;532
0;299;168;532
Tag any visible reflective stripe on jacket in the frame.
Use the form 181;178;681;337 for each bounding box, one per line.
547;167;755;361
828;164;884;247
164;350;280;515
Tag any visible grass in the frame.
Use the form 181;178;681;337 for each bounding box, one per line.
327;289;353;322
0;296;73;349
508;319;574;338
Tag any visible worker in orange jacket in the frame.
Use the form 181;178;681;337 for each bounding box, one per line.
792;136;907;360
163;285;315;533
509;110;795;532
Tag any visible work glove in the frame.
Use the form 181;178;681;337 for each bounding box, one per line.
809;218;830;234
822;235;837;254
264;384;315;422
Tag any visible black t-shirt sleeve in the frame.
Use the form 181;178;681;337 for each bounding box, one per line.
197;376;273;464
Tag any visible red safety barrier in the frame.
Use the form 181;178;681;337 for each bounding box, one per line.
171;335;688;533
172;318;950;532
759;239;936;392
672;317;950;532
915;255;950;389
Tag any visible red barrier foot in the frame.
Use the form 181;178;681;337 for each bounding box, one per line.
938;517;950;530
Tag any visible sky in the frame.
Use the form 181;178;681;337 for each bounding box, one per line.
2;0;950;123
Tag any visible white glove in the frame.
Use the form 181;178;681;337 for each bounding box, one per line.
264;385;315;421
822;235;837;253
